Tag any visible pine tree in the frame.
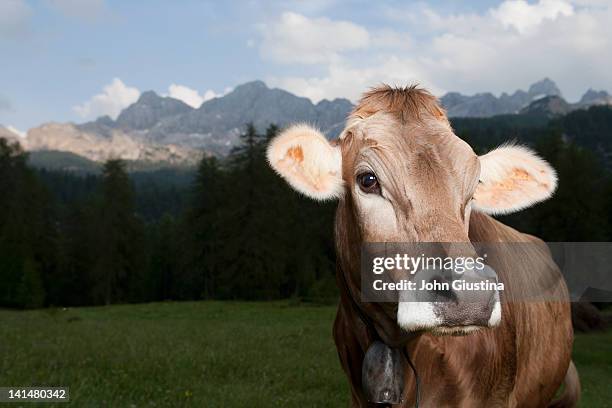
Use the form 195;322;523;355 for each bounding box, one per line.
211;124;285;298
178;156;226;299
148;215;179;301
0;138;56;308
91;159;146;304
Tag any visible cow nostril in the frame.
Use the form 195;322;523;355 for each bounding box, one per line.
427;275;458;303
432;287;457;303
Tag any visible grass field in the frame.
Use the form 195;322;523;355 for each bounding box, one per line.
1;302;610;407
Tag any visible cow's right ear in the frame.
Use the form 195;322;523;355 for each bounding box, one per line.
267;124;344;201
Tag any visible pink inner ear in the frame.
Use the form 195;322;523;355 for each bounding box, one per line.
474;144;557;215
489;169;532;191
275;146;327;193
286;146;304;163
474;166;553;214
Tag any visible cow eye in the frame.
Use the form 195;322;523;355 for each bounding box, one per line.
357;172;381;194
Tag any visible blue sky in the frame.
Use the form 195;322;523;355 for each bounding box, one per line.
1;0;611;132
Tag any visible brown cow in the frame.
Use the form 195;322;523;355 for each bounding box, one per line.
267;85;579;407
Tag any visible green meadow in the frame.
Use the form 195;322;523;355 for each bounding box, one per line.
1;302;610;407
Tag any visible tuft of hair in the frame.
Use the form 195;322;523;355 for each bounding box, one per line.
352;84;448;124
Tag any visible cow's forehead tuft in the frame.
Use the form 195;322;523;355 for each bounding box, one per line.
351;84;448;125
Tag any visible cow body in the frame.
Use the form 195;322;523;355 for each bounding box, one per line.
267;85;578;407
334;212;575;407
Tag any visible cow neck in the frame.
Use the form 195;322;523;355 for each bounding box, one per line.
339;260;419;347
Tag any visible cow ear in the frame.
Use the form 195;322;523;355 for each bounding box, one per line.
473;145;557;215
267;124;344;200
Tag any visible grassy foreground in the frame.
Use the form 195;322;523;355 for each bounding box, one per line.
0;302;610;407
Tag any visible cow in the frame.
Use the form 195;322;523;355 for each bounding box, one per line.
266;85;579;407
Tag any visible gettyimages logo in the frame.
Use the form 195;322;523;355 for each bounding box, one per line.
372;253;487;275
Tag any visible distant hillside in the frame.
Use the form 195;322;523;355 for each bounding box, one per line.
519;91;612;118
450;113;551;152
25;122;203;167
451;105;612;168
27;150;199;174
555;105;612;167
520;95;572;117
28;150;102;173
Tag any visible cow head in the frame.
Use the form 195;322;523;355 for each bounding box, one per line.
267;85;557;335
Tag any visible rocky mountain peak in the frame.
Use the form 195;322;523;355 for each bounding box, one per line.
520;95;570;116
116;91;193;130
233;80;267;93
95;115;115;127
527;78;562;98
579;89;611;105
147;80;352;154
316;97;353;108
202;80;278;110
137;90;163;104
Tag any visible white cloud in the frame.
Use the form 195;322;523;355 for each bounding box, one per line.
203;90;219;101
45;0;106;20
0;0;31;39
167;84;205;108
166;84;230;108
491;0;574;34
270;58;440;103
203;88;233;101
263;1;612;102
410;1;611;98
259;12;370;64
74;78;140;120
7;125;26;138
370;29;412;50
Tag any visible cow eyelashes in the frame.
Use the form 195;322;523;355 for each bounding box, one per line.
357;172;382;195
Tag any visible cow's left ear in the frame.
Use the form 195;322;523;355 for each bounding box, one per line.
267;124;344;201
473;145;557;215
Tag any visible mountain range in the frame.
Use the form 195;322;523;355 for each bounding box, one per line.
441;78;563;117
3;78;611;168
15;81;353;166
442;78;612;118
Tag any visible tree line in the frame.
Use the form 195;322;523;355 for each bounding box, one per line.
0;125;336;308
1;109;612;309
